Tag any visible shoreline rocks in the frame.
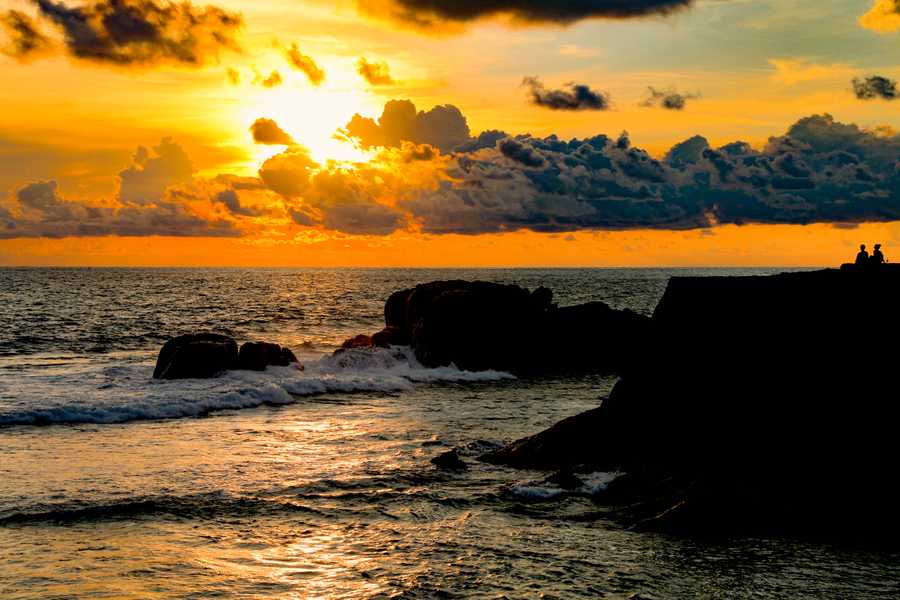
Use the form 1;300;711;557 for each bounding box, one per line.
482;268;900;537
153;334;300;380
340;280;650;375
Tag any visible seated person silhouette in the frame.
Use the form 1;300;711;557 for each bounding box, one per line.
855;244;869;267
870;244;885;266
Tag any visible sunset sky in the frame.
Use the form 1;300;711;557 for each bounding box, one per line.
1;0;899;266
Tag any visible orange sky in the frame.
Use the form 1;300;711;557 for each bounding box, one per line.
1;0;899;266
3;223;898;267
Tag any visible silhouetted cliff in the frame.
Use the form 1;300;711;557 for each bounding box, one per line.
484;267;900;536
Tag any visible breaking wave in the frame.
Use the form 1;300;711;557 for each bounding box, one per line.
0;346;514;427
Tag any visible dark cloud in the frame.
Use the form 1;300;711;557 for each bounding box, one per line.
641;87;699;110
1;10;52;58
1;180;239;239
343;99;471;152
523;77;610;111
25;0;242;66
499;138;545;167
853;75;897;101
250;118;294;145
285;43;324;85
398;113;900;234
357;57;394;85
358;0;695;29
253;70;282;88
455;129;510;153
212;189;270;217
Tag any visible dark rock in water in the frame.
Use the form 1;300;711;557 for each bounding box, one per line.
480;407;604;470
153;333;238;380
341;334;374;349
343;280;649;375
371;326;409;347
237;341;299;371
431;450;468;471
545;470;584;491
486;268;900;537
384;288;410;331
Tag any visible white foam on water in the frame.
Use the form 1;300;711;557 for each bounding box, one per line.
508;471;621;501
0;346;515;426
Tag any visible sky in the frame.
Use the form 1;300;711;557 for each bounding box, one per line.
0;0;899;266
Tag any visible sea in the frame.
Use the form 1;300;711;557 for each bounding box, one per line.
1;267;898;599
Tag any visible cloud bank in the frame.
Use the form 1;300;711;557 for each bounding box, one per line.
5;106;900;240
2;0;242;66
299;103;900;235
342;99;471;152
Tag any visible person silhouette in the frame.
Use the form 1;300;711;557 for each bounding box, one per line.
855;244;869;267
871;244;885;266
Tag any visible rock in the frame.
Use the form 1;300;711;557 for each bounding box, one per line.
153;333;238;380
341;334;374;349
544;470;584;491
431;450;468;471
371;326;409;347
479;407;604;470
485;268;900;537
340;280;649;375
384;288;411;330
237;341;299;371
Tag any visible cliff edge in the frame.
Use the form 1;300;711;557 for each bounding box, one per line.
484;267;900;536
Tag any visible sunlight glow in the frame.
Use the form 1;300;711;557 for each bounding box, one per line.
238;67;381;165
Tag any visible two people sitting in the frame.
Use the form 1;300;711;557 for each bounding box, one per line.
855;244;887;268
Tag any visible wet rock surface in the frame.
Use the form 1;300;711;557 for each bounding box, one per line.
154;334;299;379
153;333;239;380
237;342;299;371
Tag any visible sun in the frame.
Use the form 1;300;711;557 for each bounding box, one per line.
239;71;382;166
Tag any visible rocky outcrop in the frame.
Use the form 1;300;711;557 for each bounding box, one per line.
341;280;649;375
153;334;299;379
237;342;299;371
483;268;900;536
480;407;604;470
153;333;238;380
431;450;468;471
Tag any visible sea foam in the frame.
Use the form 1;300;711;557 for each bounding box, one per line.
508;471;621;501
0;346;514;426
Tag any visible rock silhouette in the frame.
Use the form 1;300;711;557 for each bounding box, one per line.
430;450;468;471
154;334;299;379
237;342;299;371
482;268;900;536
341;280;649;375
153;333;239;380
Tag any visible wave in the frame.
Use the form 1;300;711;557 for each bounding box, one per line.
0;492;323;526
507;471;621;501
0;346;515;427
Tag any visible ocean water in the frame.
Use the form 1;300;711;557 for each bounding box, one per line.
1;267;898;599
